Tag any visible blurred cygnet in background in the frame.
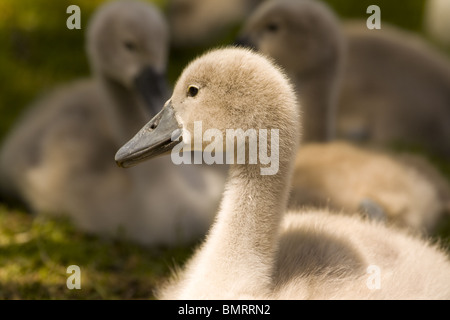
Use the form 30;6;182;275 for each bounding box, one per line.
424;0;450;47
0;0;224;246
237;0;450;234
237;0;344;143
168;0;265;47
338;21;450;160
290;142;450;234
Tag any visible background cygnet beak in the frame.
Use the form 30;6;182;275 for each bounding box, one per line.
233;36;257;51
134;66;170;117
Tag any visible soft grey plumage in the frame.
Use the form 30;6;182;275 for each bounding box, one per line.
337;21;450;160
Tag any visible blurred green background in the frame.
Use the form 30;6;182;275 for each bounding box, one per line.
0;0;431;143
0;0;449;299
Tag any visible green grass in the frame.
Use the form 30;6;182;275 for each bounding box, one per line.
0;205;195;299
1;0;450;300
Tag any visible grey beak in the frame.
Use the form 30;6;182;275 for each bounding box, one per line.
115;101;182;168
233;36;257;51
134;66;170;117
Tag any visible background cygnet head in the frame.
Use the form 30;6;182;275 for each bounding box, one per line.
236;0;344;82
236;0;345;142
116;48;300;171
86;0;170;116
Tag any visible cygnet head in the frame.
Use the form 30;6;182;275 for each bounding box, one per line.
86;0;169;113
115;47;299;169
236;0;344;80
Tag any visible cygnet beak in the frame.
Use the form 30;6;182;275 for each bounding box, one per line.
115;100;182;168
134;66;170;117
233;36;258;51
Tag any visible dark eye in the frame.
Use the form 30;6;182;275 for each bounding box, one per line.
187;85;199;97
124;41;136;51
266;23;279;32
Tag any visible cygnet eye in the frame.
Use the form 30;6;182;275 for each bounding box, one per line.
124;41;137;51
266;23;279;32
187;85;199;97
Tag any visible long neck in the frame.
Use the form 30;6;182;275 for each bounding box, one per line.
177;143;296;299
98;75;151;144
293;62;341;143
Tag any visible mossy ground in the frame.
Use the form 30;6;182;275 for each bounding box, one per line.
0;0;449;299
0;204;196;299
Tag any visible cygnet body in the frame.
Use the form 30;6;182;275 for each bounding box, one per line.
337;21;450;160
115;47;450;300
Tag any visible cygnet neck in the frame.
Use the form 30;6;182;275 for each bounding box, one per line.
292;59;342;143
177;135;298;298
99;74;151;144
